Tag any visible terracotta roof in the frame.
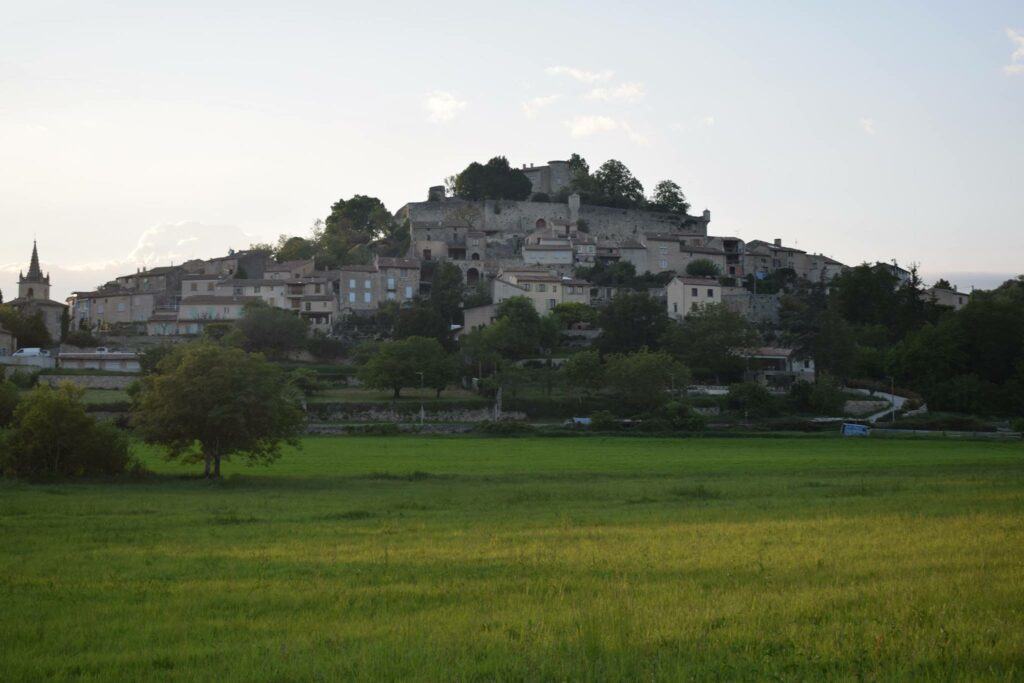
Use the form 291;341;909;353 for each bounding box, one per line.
376;257;421;269
673;276;722;286
338;264;378;273
524;244;573;251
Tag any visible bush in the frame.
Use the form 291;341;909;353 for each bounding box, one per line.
589;410;618;431
2;384;134;478
7;370;38;389
63;330;100;347
727;383;779;417
0;380;18;427
307;335;347;360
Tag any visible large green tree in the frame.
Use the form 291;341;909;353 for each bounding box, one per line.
453;156;533;201
592;159;645;208
597;292;669;355
358;336;455;398
650;180;690;214
233;302;309;359
604;349;690;414
0;305;52;348
662;304;758;383
131;343;305;478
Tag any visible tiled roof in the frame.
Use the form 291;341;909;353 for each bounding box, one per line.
179;295;261;306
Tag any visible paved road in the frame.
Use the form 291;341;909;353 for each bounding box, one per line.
847;387;907;423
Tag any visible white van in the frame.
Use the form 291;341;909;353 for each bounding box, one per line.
12;348;50;357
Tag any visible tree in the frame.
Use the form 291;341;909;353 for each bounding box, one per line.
932;278;953;290
2;384;131;478
0;305;52;348
486;298;558;359
562;350;604;400
131;343;305;478
604;349;690;414
593;159;645;208
650;180;690;214
661;304;758;383
453;156;533;201
597;292;669;355
430;262;464;327
357;336;454;398
395;304;448;347
814;310;857;380
0;379;19;427
550;302;597;329
685;259;721;277
233;303;309;359
325;195;393;242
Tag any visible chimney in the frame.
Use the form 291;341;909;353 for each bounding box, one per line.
774;238;782;247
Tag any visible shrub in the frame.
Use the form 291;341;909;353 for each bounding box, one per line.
63;330;100;347
2;384;134;478
727;383;779;417
7;370;38;389
589;410;618;431
307;335;347;360
0;380;18;427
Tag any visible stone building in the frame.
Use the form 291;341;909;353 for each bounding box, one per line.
0;325;15;356
8;242;66;344
337;256;422;313
666;276;722;319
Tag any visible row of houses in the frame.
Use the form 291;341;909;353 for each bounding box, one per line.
66;254;424;337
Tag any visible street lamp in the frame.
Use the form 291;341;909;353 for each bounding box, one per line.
416;371;425;426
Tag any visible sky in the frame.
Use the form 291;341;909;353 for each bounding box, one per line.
1;0;1022;300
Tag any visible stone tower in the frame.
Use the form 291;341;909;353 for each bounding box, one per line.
18;241;51;301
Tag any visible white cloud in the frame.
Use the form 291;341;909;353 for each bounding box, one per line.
566;115;649;145
587;82;646;102
423;91;467;123
522;94;559;119
859;117;876;135
545;65;615;83
1006;29;1024;75
703;116;716;128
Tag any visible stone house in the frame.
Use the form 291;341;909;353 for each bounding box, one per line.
925;286;969;311
667;276;723;319
743;239;806;278
738;347;815;387
338;256;422;313
68;288;157;330
493;271;592;315
265;259;316;280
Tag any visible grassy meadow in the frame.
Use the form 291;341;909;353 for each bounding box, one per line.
1;436;1023;681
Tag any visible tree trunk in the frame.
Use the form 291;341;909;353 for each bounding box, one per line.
203;451;212;479
393;386;401;399
214;456;221;479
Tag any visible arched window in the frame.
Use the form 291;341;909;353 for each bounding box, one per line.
466;268;480;285
535;219;547;230
471;253;480;261
423;249;432;260
27;288;34;298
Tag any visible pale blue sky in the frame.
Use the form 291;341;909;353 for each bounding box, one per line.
1;1;1022;299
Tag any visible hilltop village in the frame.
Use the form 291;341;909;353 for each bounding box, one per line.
1;154;991;415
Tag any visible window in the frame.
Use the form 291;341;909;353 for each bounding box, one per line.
404;286;413;298
707;289;715;298
387;277;395;290
233;287;243;296
659;246;668;255
117;302;126;312
190;283;198;292
315;283;322;294
691;288;698;297
97;304;105;314
363;292;371;303
538;284;547;292
548;299;556;309
348;292;356;303
223;307;230;315
552;285;558;292
659;260;668;269
254;286;261;293
207;283;214;291
522;283;532;291
364;279;371;289
305;302;311;311
349;279;356;289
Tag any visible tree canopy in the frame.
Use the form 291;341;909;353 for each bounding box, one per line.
650;180;690;214
357;336;455;398
453;156;533;201
597;292;669;355
232;302;309;359
131;343;305;478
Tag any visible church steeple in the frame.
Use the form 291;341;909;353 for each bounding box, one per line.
26;241;44;281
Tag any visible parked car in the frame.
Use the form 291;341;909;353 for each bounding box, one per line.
13;348;50;357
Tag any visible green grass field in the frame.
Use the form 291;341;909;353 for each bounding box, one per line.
1;437;1023;681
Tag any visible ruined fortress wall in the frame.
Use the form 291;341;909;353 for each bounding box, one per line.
400;198;705;241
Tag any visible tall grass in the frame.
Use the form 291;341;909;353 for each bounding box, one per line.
0;437;1022;681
